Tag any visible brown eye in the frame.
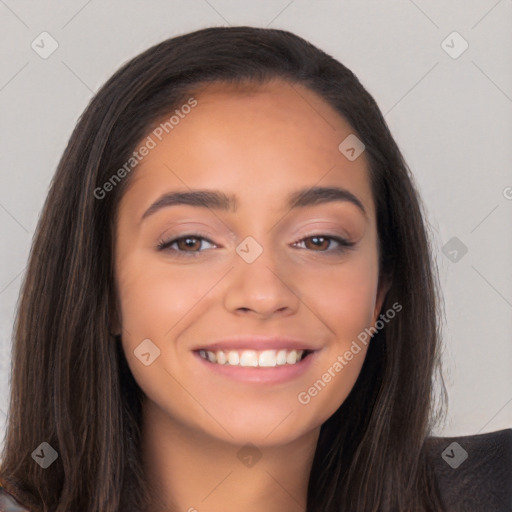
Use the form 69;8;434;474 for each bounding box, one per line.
293;235;356;254
156;234;216;257
176;236;202;252
303;236;331;251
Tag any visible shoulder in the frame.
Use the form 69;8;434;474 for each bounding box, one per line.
424;428;512;511
0;485;32;512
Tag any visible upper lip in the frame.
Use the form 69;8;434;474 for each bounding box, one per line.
192;336;320;352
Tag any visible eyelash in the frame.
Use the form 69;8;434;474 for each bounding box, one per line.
156;232;356;258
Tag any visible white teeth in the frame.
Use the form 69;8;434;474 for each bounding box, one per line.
276;349;287;365
239;350;258;367
228;351;239;365
198;348;307;367
286;349;298;365
216;350;227;364
258;350;277;367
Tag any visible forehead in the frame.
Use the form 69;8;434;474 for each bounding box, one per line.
120;78;375;221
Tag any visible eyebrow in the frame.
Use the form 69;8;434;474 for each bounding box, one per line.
140;186;367;222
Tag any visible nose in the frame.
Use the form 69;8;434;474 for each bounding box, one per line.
223;239;301;319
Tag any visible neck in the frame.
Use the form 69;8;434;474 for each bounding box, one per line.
140;399;320;512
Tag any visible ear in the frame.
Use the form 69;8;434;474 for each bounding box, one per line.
372;272;392;327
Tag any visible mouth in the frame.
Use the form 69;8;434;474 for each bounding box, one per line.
192;347;319;384
194;348;315;367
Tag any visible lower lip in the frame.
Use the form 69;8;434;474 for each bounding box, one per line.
193;350;319;384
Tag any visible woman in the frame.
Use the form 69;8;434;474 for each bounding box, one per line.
0;25;451;511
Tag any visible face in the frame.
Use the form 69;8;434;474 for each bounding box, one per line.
112;78;389;447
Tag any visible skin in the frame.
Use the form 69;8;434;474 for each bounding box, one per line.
112;78;390;512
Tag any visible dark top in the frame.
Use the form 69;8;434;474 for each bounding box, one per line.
1;428;511;511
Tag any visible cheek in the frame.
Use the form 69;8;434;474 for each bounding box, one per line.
300;245;380;342
294;251;379;419
116;254;204;337
297;243;378;385
115;256;205;405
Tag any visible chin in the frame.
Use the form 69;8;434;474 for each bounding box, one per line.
198;403;319;448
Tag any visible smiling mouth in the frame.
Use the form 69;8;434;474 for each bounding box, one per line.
195;348;314;367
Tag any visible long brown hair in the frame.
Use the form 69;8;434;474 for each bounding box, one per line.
0;26;448;511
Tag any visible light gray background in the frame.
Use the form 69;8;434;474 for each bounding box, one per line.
1;1;511;452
